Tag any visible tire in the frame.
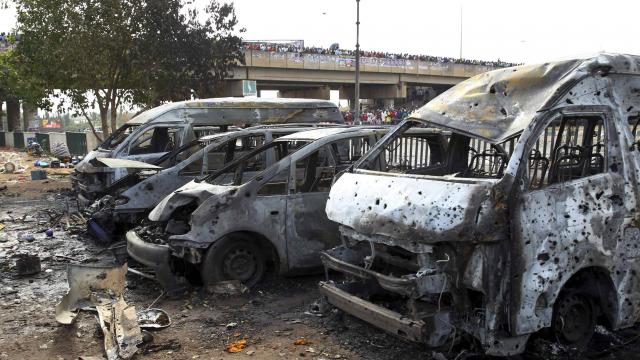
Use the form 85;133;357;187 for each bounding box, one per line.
552;288;596;349
201;235;266;288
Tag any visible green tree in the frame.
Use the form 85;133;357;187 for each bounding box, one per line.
14;0;244;139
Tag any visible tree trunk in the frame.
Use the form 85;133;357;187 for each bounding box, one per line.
0;99;4;131
99;106;110;138
6;99;21;132
22;101;36;131
110;98;117;134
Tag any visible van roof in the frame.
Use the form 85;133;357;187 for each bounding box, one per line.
411;53;639;143
127;97;339;125
278;126;388;141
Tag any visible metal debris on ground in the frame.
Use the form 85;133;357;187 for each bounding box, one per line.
206;280;249;295
137;308;171;329
140;339;181;355
55;263;143;360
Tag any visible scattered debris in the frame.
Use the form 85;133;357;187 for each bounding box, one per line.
55;263;143;360
14;254;41;275
21;233;35;242
226;339;248;353
207;280;249;295
3;162;15;174
140;339;181;355
137;308;171;329
30;170;47;180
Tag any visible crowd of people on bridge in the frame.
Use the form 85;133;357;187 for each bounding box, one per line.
243;41;520;68
343;107;417;125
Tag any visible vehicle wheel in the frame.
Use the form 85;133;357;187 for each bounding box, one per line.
201;236;266;287
552;288;596;349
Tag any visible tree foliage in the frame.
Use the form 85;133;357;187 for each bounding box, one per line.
14;0;244;138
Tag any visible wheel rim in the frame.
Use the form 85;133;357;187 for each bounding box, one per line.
554;293;593;344
222;247;257;282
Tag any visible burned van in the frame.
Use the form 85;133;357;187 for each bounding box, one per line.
72;98;343;206
126;127;447;291
89;124;336;241
320;54;640;355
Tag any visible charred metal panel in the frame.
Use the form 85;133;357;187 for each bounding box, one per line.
326;172;499;244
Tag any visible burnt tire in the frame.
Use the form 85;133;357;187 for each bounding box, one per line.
552;288;596;349
201;236;266;288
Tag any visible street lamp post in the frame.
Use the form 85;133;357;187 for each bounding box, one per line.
354;0;360;122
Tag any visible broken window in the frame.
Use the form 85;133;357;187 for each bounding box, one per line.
203;140;309;186
129;126;182;155
461;137;515;178
232;135;266;160
100;124;141;150
256;168;289;196
528;115;606;189
193;126;226;138
331;136;373;166
356;122;448;175
294;148;334;193
628;116;640;150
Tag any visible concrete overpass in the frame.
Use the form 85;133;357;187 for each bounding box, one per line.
223;50;502;105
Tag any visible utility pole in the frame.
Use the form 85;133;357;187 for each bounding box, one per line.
354;0;361;122
459;5;463;59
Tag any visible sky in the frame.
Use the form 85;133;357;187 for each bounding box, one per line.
2;0;640;64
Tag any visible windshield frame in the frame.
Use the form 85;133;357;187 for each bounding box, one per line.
353;119;522;180
98;123;142;151
196;139;310;184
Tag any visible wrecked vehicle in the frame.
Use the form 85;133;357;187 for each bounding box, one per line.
89;124;341;241
320;53;640;356
126;127;447;291
72;98;344;206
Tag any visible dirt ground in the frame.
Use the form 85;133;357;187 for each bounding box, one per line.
1;150;640;360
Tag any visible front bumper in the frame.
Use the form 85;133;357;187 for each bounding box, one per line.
320;245;453;347
126;230;185;293
319;281;452;347
320;245;449;297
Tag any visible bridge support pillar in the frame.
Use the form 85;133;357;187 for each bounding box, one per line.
339;83;406;100
279;85;330;100
6;99;20;132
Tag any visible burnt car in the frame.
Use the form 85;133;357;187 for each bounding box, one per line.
126;127;447;291
89;124;339;241
320;53;640;355
72;98;344;207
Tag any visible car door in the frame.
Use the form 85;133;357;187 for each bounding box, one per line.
285;143;340;270
511;108;626;331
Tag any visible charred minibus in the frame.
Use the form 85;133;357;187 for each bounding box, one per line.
72;98;343;206
320;54;640;355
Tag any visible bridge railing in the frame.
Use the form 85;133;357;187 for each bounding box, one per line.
242;50;499;77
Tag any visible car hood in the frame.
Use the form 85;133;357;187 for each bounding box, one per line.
74;149;111;173
148;180;238;221
326;172;500;244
